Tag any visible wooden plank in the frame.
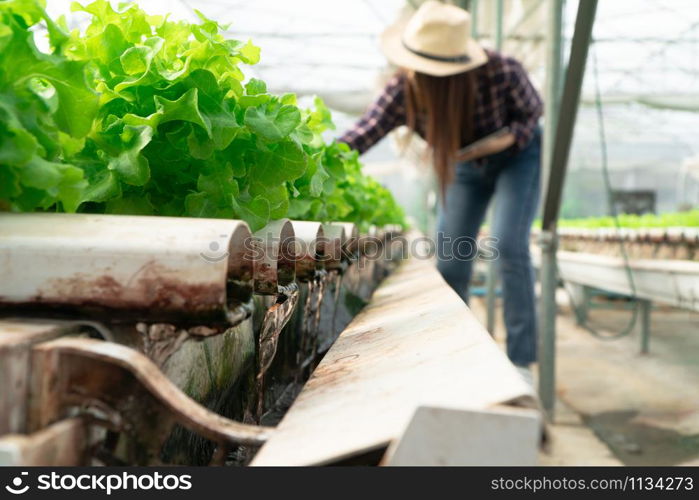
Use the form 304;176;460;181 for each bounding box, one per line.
251;251;537;466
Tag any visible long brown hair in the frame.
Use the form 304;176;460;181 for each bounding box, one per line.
404;69;478;197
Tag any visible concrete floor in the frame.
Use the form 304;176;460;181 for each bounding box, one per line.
469;293;699;466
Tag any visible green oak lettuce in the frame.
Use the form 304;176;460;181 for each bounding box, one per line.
547;210;699;229
0;0;405;231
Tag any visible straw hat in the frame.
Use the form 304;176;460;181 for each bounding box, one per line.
380;1;488;77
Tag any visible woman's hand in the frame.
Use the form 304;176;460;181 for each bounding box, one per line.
456;132;516;163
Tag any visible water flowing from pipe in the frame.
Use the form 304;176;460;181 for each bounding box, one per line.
255;283;299;420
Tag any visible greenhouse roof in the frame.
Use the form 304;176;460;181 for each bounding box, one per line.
43;0;699;176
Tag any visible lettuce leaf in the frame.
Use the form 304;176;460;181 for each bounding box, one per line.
0;0;405;232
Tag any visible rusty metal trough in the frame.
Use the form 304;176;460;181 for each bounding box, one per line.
0;213;400;465
0;214;539;466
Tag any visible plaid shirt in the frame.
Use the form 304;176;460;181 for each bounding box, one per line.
339;50;543;154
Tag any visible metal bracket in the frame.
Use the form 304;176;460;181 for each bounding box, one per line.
28;337;272;465
639;298;653;354
537;228;558;251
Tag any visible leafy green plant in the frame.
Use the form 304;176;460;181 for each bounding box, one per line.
533;210;699;229
0;0;97;212
0;0;405;231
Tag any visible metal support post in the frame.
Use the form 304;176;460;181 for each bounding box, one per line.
538;230;557;414
639;299;652;354
471;0;479;38
485;239;498;334
484;0;506;335
495;0;505;50
538;0;598;419
543;0;565;192
568;283;590;325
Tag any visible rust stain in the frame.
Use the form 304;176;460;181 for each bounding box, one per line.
343;327;383;342
138;276;223;312
306;353;360;388
2;260;228;322
33;274;223;313
295;256;319;280
254;261;280;294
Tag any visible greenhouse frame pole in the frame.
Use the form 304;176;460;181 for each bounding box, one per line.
495;0;505;49
542;0;565;190
455;0;472;10
484;0;506;335
471;0;479;38
538;0;598;418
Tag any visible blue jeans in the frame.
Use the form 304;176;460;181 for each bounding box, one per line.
437;128;541;365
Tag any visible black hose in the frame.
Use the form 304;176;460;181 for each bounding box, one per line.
562;41;640;341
